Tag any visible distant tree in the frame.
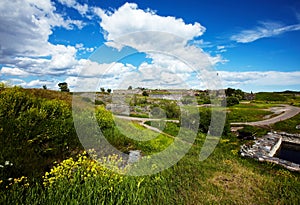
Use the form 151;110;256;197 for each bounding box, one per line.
166;102;180;119
225;88;245;100
128;86;133;90
226;96;239;106
225;88;235;97
107;88;112;93
142;90;149;96
43;85;47;90
58;82;70;92
234;89;245;100
100;87;105;93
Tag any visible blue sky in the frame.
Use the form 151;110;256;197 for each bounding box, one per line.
0;0;300;92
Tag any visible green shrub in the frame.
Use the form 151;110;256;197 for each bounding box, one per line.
225;96;239;107
95;106;114;129
0;87;81;178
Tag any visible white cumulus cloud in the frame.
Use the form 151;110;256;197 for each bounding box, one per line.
95;2;205;45
0;0;84;59
88;3;225;91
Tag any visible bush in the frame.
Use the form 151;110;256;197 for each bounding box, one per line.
0;87;81;178
95;106;114;129
225;96;239;107
163;102;180;119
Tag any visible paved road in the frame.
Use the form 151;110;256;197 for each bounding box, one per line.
231;105;300;126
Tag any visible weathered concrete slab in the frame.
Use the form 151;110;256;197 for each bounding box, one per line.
240;132;300;172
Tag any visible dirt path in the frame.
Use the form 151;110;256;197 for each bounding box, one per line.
114;115;194;145
114;114;179;139
114;115;179;123
231;105;300;126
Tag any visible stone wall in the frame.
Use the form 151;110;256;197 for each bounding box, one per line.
278;132;300;144
240;132;300;172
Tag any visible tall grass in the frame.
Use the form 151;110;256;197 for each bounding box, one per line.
2;133;300;204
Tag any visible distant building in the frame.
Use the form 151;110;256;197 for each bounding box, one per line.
244;92;255;101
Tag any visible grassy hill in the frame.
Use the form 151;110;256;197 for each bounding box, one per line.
1;87;300;204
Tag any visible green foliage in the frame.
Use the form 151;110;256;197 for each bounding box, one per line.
145;121;180;137
95;106;114;129
198;108;230;136
162;101;180;119
130;95;148;106
255;92;287;101
225;88;245;100
113;118;173;154
181;97;194;105
25;88;72;105
95;99;105;105
226;96;240;107
271;113;300;133
0;87;80;178
1;88;300;204
227;107;272;123
195;92;210;105
0;82;11;90
142;90;149;96
129;113;149;118
58;82;70;92
2;133;300;204
238;125;269;138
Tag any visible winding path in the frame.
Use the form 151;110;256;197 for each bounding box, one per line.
113;115;194;144
115;104;300;134
114;115;179;123
231;105;300;126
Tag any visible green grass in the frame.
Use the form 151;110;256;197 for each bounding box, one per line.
2;88;300;204
2;133;300;204
129;113;149;118
271;113;300;133
237;125;270;138
234;102;279;109
114;118;174;154
144;121;180;137
227;107;273;123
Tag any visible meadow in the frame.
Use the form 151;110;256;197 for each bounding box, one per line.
1;87;300;204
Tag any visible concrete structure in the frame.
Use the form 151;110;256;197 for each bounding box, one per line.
240;132;300;172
